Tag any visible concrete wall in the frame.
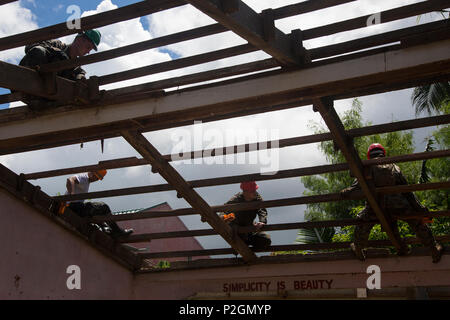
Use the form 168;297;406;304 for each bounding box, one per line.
0;189;133;299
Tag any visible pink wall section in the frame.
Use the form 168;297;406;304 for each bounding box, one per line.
116;203;209;263
0;189;133;299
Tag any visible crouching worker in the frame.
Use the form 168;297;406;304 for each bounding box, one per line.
340;143;443;263
65;170;133;238
219;181;271;251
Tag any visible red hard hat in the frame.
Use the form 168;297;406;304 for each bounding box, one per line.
367;143;386;159
240;181;259;192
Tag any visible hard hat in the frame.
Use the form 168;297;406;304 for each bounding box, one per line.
93;169;107;180
82;29;101;51
367;143;386;159
240;181;259;192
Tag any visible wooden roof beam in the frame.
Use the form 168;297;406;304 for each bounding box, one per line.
120;130;257;263
313;97;404;251
185;0;308;66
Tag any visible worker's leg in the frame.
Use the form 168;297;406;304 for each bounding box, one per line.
85;202;133;237
247;232;271;250
407;219;443;263
352;207;375;260
19;46;49;68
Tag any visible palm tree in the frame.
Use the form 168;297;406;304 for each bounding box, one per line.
411;82;450;116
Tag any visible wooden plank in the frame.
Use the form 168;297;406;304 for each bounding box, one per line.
0;0;185;51
314;97;403;250
120;130;257;262
0;61;91;102
1;39;449;154
186;0;302;66
137;235;450;259
98;44;257;85
0;0;17;5
310;20;450;60
272;0;357;20
302;0;450;40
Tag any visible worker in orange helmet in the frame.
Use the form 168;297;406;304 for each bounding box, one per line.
219;181;271;251
341;143;443;262
65;170;133;238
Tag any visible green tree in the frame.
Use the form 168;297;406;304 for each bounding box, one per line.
297;98;421;245
411;81;450;116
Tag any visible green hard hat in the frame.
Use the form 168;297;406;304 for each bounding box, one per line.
82;29;101;51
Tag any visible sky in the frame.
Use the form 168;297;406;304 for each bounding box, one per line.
0;0;447;256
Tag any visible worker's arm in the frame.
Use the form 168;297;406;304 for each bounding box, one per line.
218;194;240;219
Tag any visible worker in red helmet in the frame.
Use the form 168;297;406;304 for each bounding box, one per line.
341;143;443;263
65;170;133;238
219;181;271;251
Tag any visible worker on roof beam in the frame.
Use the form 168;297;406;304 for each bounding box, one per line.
341;143;444;263
17;29;101;109
219;181;271;251
64;170;133;238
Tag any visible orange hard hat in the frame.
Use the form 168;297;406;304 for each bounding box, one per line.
240;181;258;192
93;169;107;180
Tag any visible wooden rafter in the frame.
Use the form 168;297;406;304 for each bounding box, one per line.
120;130;257;262
313;97;404;251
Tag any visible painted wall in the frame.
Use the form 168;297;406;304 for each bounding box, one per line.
0;189;133;299
116;202;210;263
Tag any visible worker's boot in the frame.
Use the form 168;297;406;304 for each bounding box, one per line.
108;221;133;238
431;243;444;263
350;242;366;261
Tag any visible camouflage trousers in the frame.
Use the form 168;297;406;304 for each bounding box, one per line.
238;231;272;250
354;206;437;250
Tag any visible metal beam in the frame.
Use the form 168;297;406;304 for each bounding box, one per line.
120;130;257;262
0;39;449;154
313;97;404;250
185;0;305;66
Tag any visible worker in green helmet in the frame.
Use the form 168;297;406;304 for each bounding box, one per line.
18;29;101;108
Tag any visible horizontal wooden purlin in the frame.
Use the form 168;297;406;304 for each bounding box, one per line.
302;0;450;41
0;0;185;51
25;112;448;180
0;61;91;101
119;210;450;243
136;235;450;259
1;40;449;154
103;58;279;98
98;44;257;85
89;181;450;223
53;149;450;202
186;0;300;66
0;92;23;104
310;20;450;60
38;24;228;73
272;0;357;20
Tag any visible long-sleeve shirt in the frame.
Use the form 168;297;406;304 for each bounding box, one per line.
220;192;268;227
341;163;426;212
